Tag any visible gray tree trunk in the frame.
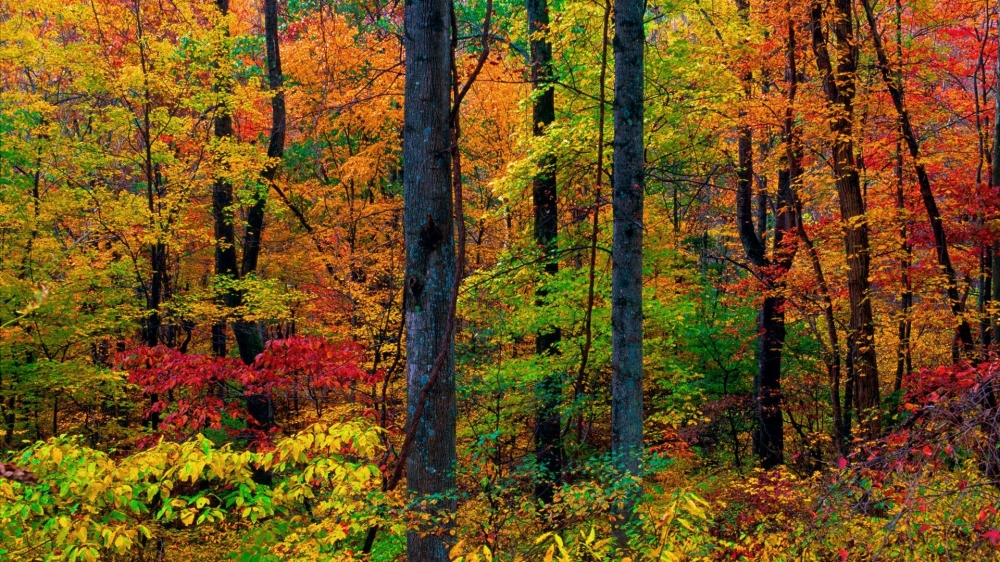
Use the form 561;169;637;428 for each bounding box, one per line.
403;0;456;559
611;0;645;544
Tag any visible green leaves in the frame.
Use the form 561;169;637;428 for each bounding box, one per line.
0;421;382;559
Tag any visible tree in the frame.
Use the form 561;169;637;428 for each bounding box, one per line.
232;0;287;366
527;0;562;505
211;0;238;358
611;0;645;542
808;0;880;438
402;0;456;559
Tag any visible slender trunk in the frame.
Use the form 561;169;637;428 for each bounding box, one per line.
754;12;801;468
610;0;645;544
403;0;455;558
785;15;843;445
574;0;611;443
810;0;880;438
232;0;286;365
894;139;913;392
528;0;562;504
212;0;238;358
860;0;974;354
755;292;785;468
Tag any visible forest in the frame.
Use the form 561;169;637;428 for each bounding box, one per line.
3;0;1000;559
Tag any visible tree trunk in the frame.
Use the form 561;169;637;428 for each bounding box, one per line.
212;0;238;358
403;0;456;559
809;0;880;438
611;0;645;544
860;0;974;355
527;0;562;505
232;0;286;365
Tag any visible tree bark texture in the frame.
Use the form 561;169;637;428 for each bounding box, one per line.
232;0;286;366
403;0;456;559
212;0;238;358
809;0;880;438
611;0;645;542
528;0;563;505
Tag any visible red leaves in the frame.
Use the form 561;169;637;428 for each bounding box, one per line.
252;336;374;394
903;362;993;407
983;529;1000;545
117;337;372;440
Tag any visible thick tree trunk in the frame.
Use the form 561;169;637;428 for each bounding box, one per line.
212;0;238;358
810;0;880;438
755;293;785;468
527;0;562;505
403;0;456;559
611;0;644;544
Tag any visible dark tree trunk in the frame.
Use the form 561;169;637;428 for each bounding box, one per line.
212;0;238;359
528;0;562;505
403;0;456;559
143;242;165;347
231;0;286;365
755;293;785;467
611;0;645;544
754;164;798;467
810;0;880;438
894;139;913;393
734;0;796;468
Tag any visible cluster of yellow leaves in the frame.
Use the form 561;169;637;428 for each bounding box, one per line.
0;421;381;561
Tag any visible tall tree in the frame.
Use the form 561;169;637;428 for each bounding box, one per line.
231;0;286;365
809;0;880;438
402;0;456;559
211;0;238;358
611;0;645;542
731;0;797;469
527;0;562;505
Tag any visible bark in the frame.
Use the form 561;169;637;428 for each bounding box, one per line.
403;0;456;558
753;13;802;468
860;0;974;354
232;0;286;366
212;0;238;358
894;140;913;392
611;0;645;543
809;0;880;438
528;0;562;504
892;0;912;392
733;0;765;270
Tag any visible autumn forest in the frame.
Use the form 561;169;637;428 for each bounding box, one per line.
3;0;1000;559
